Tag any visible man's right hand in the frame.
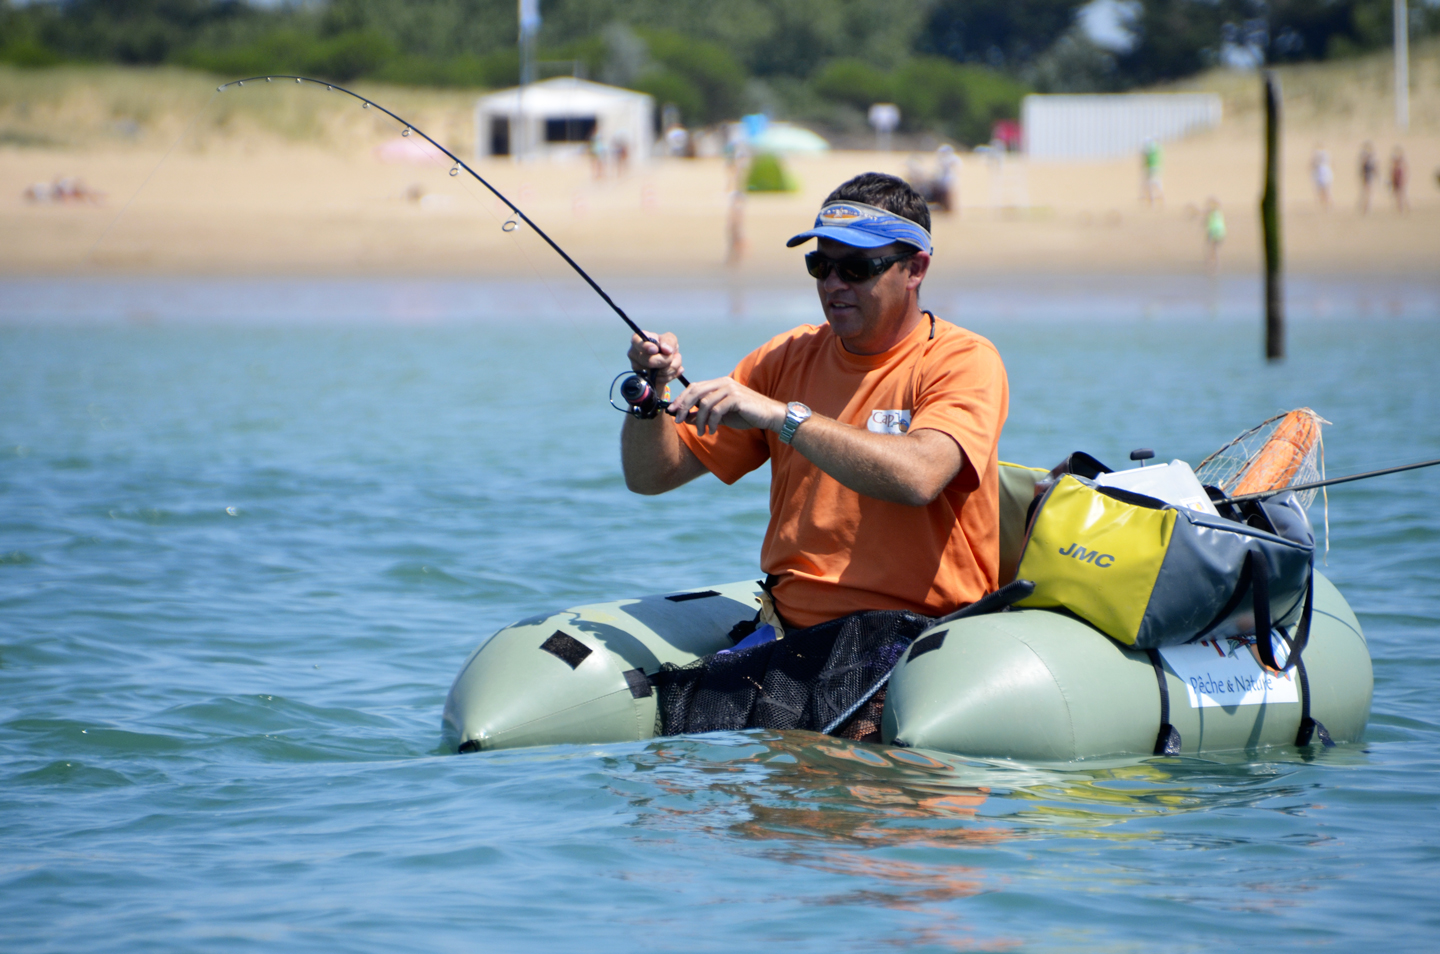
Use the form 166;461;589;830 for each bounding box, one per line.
621;330;708;495
628;331;684;392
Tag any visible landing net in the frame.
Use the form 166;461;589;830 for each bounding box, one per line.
1196;408;1329;510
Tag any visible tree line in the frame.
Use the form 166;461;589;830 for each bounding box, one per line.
1;0;1433;146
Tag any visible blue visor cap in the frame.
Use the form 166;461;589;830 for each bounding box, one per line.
785;201;933;255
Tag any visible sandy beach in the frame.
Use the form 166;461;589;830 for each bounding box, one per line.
2;61;1437;282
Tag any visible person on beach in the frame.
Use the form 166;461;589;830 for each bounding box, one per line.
1390;147;1409;213
589;132;608;180
724;141;748;265
1311;146;1333;209
1204;198;1226;276
622;172;1008;634
1359;142;1378;213
1141;139;1163;206
933;144;960;214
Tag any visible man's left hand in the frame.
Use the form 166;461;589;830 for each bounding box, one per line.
667;376;965;507
668;376;786;436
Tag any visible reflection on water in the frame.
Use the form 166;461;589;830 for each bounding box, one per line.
608;733;1008;949
620;733;995;831
614;731;1355;841
594;731;1374;950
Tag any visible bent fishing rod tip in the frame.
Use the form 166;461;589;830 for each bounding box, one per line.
1215;457;1440;506
221;74;689;391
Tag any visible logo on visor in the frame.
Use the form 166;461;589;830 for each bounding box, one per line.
819;204;871;225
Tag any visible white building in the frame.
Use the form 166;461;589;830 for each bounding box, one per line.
1022;93;1222;161
474;77;655;162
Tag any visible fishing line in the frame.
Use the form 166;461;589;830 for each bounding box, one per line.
443;156;610;376
82;90;219;269
217;75;690;393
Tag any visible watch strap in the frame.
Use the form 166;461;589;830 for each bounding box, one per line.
779;402;811;445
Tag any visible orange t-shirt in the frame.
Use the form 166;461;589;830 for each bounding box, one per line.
676;314;1009;628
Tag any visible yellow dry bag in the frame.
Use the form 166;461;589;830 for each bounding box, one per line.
1015;475;1315;666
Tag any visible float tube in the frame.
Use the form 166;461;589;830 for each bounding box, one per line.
444;464;1372;760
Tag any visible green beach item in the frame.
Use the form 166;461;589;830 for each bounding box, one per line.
746;152;797;192
1207;208;1227;242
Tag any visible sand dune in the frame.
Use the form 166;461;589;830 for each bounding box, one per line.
2;60;1436;281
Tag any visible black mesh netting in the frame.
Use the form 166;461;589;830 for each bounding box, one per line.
652;610;934;743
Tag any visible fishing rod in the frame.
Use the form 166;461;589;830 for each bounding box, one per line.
1215;457;1440;506
217;74;687;417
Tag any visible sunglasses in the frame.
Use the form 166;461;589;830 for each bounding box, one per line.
804;250;914;283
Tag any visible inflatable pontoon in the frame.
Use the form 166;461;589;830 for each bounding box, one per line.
443;463;1371;761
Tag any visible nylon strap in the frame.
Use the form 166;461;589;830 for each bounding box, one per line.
1251;554;1278;670
1197;543;1316;674
1288;564;1316;661
1293;654;1334;748
1147;648;1182;756
1255;560;1314;672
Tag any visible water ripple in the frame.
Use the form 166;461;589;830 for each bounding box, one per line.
1;278;1437;952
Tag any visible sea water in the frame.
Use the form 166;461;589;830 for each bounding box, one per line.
2;275;1437;952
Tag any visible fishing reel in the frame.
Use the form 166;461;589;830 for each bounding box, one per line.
609;371;676;419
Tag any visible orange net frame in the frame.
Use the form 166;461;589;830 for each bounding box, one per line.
1196;408;1329;509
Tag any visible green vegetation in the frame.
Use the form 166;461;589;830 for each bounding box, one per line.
0;63;483;152
811;56;1028;144
1;0;1436;146
629;29;745;126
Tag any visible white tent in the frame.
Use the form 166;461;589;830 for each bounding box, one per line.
474;77;655;163
1022;94;1222;161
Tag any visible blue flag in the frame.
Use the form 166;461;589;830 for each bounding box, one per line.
519;0;541;36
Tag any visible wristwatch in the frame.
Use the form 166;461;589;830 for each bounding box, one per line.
778;401;812;445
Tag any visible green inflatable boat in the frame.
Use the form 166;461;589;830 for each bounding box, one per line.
444;464;1372;761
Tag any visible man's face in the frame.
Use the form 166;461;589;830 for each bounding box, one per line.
814;238;927;350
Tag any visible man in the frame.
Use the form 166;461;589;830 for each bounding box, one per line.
1358;141;1377;214
622;172;1008;632
1141;139;1163;207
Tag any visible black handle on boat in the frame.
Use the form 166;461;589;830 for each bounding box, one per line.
1213;457;1440;506
215;74;689;388
933;579;1036;626
817;580;1036;737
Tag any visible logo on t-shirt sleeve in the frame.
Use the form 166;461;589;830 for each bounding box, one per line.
867;409;911;435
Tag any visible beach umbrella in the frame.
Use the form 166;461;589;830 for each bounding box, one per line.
750;123;830;155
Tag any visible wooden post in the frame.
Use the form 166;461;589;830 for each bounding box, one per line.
1262;71;1284;362
1396;0;1410;130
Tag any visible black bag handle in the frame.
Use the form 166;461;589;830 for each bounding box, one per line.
1193;550;1312;673
1051;451;1113;480
1250;553;1277;669
1024;452;1116;530
1194;550;1257;644
1253;557;1315;672
1289;564;1316;661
